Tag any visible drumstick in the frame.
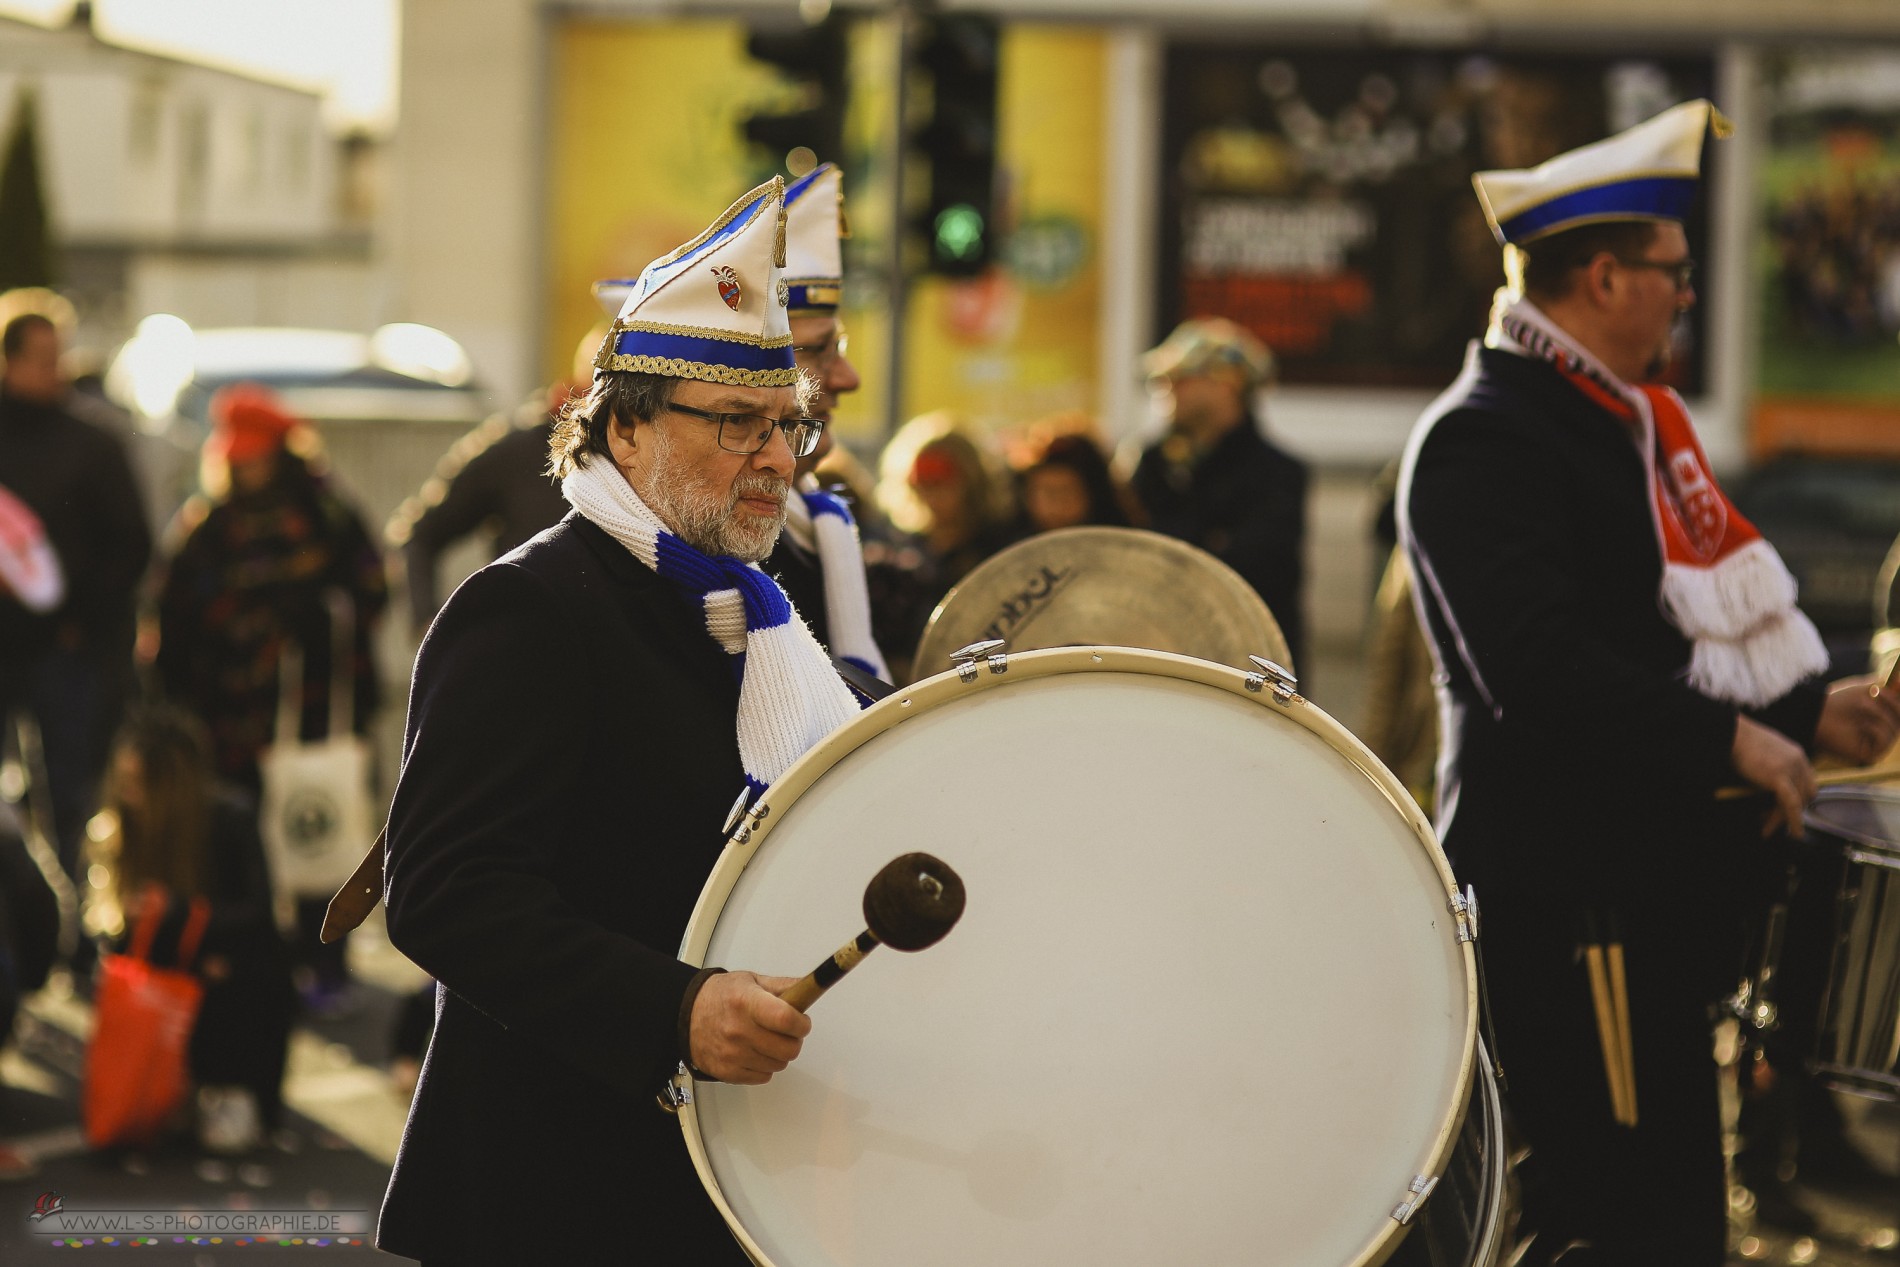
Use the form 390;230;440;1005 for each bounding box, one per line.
1715;763;1900;801
779;853;966;1013
1607;931;1638;1127
1584;942;1632;1126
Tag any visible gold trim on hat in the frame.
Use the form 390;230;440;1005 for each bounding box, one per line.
593;353;801;388
647;177;786;274
775;198;788;269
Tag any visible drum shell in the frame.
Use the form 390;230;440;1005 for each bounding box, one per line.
676;647;1479;1266
1804;786;1900;1100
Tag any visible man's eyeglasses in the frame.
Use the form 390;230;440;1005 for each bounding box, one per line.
1617;256;1697;292
666;403;825;459
790;331;849;371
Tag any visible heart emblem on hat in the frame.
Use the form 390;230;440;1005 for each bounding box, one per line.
713;266;742;311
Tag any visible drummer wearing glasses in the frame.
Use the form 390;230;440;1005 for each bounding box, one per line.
762;163;890;684
1398;102;1900;1265
374;182;851;1266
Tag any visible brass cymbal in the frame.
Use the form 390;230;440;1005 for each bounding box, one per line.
910;527;1292;682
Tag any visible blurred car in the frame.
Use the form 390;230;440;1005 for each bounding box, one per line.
104;318;493;536
1728;454;1900;678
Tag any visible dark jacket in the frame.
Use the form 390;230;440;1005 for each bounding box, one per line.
1131;416;1308;670
766;530;830;651
1396;340;1828;1261
1398;344;1824;911
377;512;750;1265
153;456;387;784
395;409;566;630
0;390;151;674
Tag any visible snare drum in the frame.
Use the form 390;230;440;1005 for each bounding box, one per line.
1803;785;1900;1099
676;647;1486;1265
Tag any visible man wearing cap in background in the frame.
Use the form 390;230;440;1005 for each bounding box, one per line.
0;308;150;882
1131;318;1307;670
376;179;856;1264
1398;101;1899;1263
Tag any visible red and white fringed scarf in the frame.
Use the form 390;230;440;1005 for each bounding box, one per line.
1489;294;1828;707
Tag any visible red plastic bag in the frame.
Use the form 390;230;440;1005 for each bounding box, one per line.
82;888;210;1149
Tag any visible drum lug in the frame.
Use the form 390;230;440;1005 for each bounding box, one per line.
1449;884;1480;943
950;639;1009;682
656;1062;693;1114
1245;655;1297;704
1391;1173;1439;1224
726;796;771;847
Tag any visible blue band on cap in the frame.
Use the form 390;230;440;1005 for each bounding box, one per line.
1498;175;1699;244
785;282;840;311
608;329;795;374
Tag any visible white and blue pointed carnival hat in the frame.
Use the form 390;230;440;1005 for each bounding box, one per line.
592;177;799;386
783;163;846;313
1473;99;1731;246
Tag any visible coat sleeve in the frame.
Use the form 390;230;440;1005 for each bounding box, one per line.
381;562;699;1093
1212;452;1307;659
1402;408;1738;793
400;442;509;629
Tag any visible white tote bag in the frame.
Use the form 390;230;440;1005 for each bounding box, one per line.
259;591;377;900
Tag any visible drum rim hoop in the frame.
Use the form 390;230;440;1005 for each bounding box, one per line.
1806;783;1900;856
910;526;1293;682
676;645;1479;1267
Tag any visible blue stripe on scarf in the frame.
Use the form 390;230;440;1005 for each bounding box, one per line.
803;489;851;523
732;566;792;633
652;526;792;634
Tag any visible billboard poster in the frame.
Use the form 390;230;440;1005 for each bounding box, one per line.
1158;44;1716;390
1755;48;1900;458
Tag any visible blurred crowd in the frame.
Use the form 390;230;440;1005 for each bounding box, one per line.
0;288;1319;1173
1770;176;1900;345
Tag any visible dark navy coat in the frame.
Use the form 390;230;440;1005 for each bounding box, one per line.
378;512;752;1265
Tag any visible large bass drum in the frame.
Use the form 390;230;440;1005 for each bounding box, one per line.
910;527;1293;682
677;647;1481;1266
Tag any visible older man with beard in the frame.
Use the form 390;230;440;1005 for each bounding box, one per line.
375;179;860;1265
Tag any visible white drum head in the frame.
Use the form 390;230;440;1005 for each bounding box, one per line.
682;649;1475;1267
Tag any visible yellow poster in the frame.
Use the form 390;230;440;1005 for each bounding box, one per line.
901;26;1106;435
544;19;1106;443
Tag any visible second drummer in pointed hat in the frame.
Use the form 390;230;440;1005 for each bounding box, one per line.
1397;100;1900;1263
374;177;869;1266
764;163;890;684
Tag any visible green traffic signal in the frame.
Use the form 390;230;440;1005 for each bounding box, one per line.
934;204;986;263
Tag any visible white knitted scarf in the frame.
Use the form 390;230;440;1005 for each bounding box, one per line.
782;477;890;681
563;459;863;794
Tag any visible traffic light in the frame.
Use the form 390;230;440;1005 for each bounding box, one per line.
910;13;999;277
740;12;849;173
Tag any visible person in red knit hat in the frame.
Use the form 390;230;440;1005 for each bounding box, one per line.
148;383;387;1021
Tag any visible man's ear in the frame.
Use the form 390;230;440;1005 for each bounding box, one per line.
1583;251;1621;309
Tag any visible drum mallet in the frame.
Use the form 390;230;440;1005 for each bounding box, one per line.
779;852;966;1013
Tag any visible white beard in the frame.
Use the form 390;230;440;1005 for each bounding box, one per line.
639;425;788;562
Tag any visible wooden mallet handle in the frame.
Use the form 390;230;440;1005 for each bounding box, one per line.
779;852;965;1013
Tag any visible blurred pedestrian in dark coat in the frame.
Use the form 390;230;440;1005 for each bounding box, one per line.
1131;318;1308;669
